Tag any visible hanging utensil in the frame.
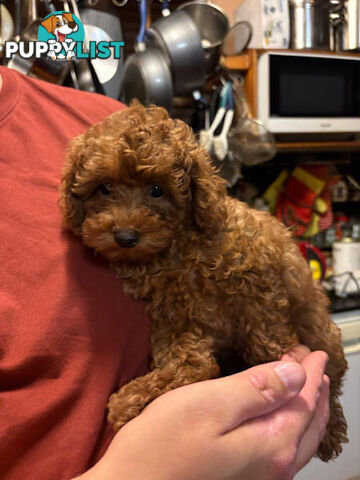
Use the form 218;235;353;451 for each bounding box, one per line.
228;118;276;166
199;82;230;152
0;1;14;59
213;85;234;161
122;49;173;109
63;0;99;93
216;153;242;187
136;0;147;51
160;0;171;17
227;79;276;166
79;7;124;98
210;85;242;187
222;21;252;57
23;0;60;43
193;90;210;132
177;1;229;74
206;22;252;82
22;0;40;42
13;0;21;42
145;9;206;95
121;0;173;109
8;0;36;74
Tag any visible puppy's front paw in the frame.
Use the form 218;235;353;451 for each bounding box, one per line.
107;369;180;430
107;387;148;431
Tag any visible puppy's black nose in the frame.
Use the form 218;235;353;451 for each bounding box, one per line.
114;229;140;248
69;22;77;29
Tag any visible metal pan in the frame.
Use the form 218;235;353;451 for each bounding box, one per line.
177;1;229;74
121;47;173;111
222;21;253;56
0;1;14;59
145;10;206;95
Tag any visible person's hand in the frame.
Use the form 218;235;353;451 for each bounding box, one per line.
76;347;329;480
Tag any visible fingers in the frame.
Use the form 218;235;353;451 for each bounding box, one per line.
293;375;330;474
263;351;328;445
201;360;306;434
295;351;329;429
222;351;330;477
264;350;329;446
281;348;329;435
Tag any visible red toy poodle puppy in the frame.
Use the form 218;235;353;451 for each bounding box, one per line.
60;102;347;461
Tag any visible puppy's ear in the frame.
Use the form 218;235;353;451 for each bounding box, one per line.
63;12;75;23
59;134;86;235
190;147;228;235
40;15;55;34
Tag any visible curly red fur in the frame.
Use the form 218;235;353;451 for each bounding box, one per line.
59;101;347;461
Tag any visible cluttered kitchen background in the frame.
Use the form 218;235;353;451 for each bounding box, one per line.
1;1;360;479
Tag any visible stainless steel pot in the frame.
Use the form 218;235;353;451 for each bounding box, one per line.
121;48;173;111
289;0;331;50
145;10;206;95
331;0;360;51
177;1;229;74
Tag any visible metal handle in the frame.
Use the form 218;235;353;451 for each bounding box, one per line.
14;0;22;39
136;0;147;48
28;0;37;23
70;0;81;18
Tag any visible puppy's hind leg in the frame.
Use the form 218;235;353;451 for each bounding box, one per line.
107;330;219;431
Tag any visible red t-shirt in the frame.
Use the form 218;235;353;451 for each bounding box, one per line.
0;66;151;480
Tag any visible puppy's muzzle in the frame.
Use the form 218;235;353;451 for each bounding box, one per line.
114;229;140;248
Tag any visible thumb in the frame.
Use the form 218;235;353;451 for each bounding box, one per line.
204;361;306;434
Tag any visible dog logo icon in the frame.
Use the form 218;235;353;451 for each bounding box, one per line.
38;11;84;61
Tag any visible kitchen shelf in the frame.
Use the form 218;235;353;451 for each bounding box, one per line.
223;49;360;71
223;53;251;70
276;141;360;153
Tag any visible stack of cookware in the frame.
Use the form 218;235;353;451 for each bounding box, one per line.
121;1;229;111
329;0;360;51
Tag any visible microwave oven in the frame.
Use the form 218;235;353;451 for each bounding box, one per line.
257;51;360;134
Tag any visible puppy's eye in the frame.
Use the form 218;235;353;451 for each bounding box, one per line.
56;21;61;26
149;185;164;198
98;183;112;195
64;19;68;24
